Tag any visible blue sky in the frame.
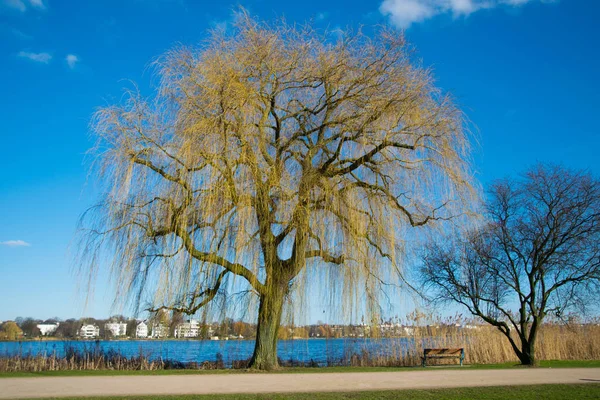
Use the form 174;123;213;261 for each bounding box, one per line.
0;0;598;322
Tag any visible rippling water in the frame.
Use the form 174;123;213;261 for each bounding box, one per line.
0;338;415;365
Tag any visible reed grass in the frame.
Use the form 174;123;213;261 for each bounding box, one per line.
336;323;600;367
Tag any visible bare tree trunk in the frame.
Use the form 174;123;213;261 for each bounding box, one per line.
248;281;287;370
519;322;539;366
517;340;537;366
495;325;539;366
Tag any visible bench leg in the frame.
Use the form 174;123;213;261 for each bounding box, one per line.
422;357;426;367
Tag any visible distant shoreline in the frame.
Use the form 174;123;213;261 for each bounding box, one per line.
0;336;394;343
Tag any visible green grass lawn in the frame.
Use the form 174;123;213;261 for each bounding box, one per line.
1;359;599;378
18;384;600;400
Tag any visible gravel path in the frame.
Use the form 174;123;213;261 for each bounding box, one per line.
1;368;599;399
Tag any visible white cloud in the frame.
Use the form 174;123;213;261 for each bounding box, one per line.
380;0;551;28
3;0;26;12
65;53;79;69
27;0;45;9
2;0;46;12
380;0;435;27
1;240;31;247
449;0;479;14
18;50;51;63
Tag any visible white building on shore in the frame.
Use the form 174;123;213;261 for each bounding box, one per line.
79;324;100;339
174;320;200;338
105;322;127;337
151;323;168;338
37;323;60;336
136;321;149;338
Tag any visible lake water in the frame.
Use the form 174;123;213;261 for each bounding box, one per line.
0;338;416;366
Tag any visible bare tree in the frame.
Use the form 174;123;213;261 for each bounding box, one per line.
19;318;41;338
55;319;80;338
80;12;475;370
421;164;600;365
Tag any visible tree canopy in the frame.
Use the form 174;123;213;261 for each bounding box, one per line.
81;12;475;369
0;322;23;341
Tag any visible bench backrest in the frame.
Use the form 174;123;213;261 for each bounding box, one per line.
423;348;463;356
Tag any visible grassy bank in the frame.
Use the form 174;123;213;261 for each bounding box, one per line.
16;384;600;400
2;360;599;378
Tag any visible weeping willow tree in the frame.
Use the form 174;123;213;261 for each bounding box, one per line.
80;13;475;370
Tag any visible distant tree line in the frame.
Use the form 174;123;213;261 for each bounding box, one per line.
1;314;457;341
10;316;132;339
1;314;262;340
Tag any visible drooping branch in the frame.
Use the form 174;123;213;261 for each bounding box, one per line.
148;270;230;315
305;250;344;264
341;180;455;227
174;226;266;296
322;140;416;178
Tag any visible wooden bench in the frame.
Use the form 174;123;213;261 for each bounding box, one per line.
422;348;465;367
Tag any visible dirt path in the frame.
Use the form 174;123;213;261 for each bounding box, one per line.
1;368;599;399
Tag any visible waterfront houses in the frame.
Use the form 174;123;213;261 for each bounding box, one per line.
79;324;100;339
136;321;148;338
151;323;168;338
105;322;127;337
174;320;200;338
37;323;59;336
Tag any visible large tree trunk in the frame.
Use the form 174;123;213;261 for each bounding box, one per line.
248;281;288;370
514;318;540;366
497;326;538;367
518;325;539;366
517;340;537;366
